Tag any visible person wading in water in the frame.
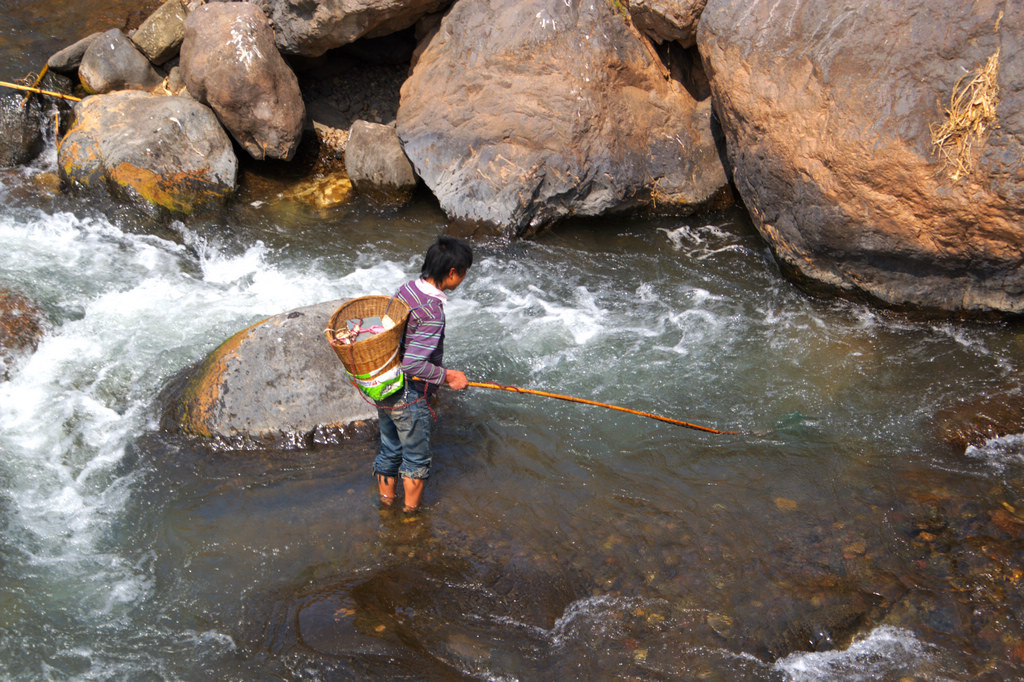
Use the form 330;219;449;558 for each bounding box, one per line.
374;236;473;511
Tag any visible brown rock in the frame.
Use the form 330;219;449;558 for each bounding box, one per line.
397;0;728;237
934;390;1024;452
130;0;188;66
699;0;1024;315
630;0;707;48
251;0;451;58
180;2;305;161
345;120;417;203
58;90;237;213
0;290;47;380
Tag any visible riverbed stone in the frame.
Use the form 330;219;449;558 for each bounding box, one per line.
0;290;47;381
934;390;1024;452
165;300;376;445
698;0;1024;315
0;93;46;168
396;0;728;237
251;0;451;58
58;90;237;213
345;120;417;202
78;28;163;94
47;32;103;74
630;0;707;48
180;1;306;161
130;0;188;66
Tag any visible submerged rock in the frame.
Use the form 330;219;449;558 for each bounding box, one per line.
397;0;728;237
58;90;237;213
934;390;1024;452
0;290;47;380
699;0;1024;315
180;1;306;161
163;300;376;446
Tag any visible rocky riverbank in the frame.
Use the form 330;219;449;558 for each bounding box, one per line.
2;0;1023;441
4;0;1022;316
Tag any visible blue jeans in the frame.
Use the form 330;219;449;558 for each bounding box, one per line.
374;382;432;480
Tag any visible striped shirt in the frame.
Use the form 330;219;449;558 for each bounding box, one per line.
395;278;447;387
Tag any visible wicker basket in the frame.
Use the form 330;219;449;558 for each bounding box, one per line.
325;295;410;378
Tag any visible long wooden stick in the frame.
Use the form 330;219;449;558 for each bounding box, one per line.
0;80;81;102
466;379;738;434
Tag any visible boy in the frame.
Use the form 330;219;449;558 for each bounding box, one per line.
374;236;473;511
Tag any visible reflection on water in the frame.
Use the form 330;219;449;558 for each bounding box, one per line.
0;45;1023;678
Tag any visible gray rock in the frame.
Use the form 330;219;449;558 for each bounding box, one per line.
397;0;728;237
251;0;451;57
345;120;417;202
130;0;188;66
164;300;377;445
699;0;1024;314
78;29;163;94
180;2;305;161
630;0;707;48
57;90;237;213
47;32;103;74
0;93;46;168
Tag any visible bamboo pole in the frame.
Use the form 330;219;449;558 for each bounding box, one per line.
465;380;739;435
0;80;81;102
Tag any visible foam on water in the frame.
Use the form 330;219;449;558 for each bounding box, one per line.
966;433;1024;473
774;626;957;681
0;207;408;673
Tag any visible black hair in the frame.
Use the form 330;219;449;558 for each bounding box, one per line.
421;236;473;283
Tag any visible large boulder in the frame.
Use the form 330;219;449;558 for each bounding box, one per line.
630;0;707;48
698;0;1024;315
345;120;417;202
251;0;451;58
78;29;163;94
58;90;237;213
180;1;306;161
163;300;376;446
397;0;728;237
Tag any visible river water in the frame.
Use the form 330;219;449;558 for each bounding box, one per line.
3;5;1024;681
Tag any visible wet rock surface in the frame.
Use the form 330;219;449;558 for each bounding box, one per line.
699;0;1024;315
397;0;728;237
0;289;47;380
58;90;237;213
935;389;1024;452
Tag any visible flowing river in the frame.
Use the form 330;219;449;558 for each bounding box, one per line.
3;5;1024;681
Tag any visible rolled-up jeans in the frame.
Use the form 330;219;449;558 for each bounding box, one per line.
374;381;432;480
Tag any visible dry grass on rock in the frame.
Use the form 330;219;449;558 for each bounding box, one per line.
930;49;1000;182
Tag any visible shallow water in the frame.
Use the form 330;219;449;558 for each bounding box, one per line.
3;5;1024;681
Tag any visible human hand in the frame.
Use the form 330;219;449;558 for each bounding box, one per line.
445;369;468;390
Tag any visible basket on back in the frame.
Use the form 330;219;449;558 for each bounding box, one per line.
326;295;410;400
